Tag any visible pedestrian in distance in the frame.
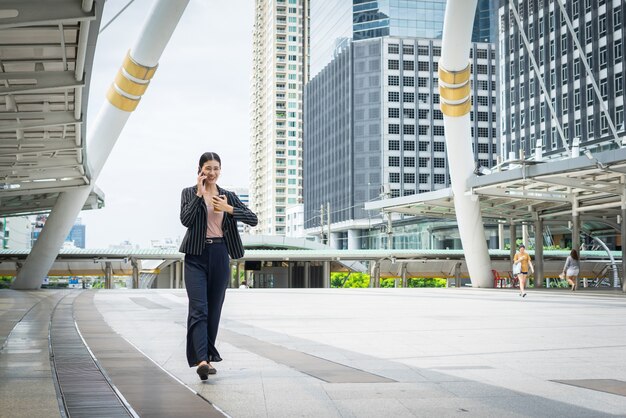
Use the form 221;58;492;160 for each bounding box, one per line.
513;244;534;297
179;152;258;381
562;249;580;291
239;280;249;289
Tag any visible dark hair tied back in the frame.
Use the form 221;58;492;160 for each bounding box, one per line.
198;152;221;173
570;249;579;260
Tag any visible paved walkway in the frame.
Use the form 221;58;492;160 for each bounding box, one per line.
2;287;626;417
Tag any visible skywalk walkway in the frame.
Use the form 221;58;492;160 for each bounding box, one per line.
1;287;626;417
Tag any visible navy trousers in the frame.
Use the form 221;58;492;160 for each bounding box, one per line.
184;241;230;367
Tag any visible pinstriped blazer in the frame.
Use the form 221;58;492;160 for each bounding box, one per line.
179;185;257;258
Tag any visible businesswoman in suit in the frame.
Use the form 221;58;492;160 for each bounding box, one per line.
179;152;257;380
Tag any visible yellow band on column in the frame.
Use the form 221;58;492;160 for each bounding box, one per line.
439;83;471;102
114;69;150;97
440;98;471;117
106;85;140;112
123;51;157;81
438;64;471;85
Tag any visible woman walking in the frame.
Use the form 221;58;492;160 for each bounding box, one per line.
179;152;257;380
563;249;580;291
513;244;533;297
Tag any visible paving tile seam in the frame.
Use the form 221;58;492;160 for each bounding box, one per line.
385;343;626;361
551;379;626;397
50;291;136;418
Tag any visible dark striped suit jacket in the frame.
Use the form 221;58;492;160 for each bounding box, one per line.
179;185;257;258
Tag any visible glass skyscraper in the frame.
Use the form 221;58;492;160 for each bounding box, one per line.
312;1;493;76
311;0;352;76
353;0;446;40
473;0;498;43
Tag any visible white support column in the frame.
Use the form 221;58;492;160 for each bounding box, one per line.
175;261;181;289
104;261;112;289
454;262;462;288
498;223;505;250
509;221;516;262
12;0;190;290
572;197;580;251
348;229;361;250
131;257;139;289
522;224;530;248
439;0;491;287
12;186;91;290
323;261;331;288
169;263;174;289
304;261;310;288
535;218;544;288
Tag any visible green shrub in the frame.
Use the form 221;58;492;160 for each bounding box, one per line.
0;276;13;289
380;278;396;288
330;272;370;288
331;273;447;288
407;278;447;288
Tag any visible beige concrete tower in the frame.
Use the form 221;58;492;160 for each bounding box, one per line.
250;0;310;235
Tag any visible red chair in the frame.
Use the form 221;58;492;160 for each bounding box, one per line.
492;269;506;288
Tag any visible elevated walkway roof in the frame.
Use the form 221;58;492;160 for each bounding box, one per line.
366;146;626;224
0;0;105;217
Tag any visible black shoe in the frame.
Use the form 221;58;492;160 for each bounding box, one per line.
208;365;217;375
522;293;527;297
197;364;210;381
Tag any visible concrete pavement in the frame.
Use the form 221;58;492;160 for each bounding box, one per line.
2;287;626;417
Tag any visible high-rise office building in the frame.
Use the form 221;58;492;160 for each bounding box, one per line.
250;0;310;236
499;0;624;160
304;37;498;249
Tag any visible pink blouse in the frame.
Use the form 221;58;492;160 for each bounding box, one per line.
204;200;224;238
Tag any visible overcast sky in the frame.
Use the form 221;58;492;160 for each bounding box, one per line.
79;0;254;248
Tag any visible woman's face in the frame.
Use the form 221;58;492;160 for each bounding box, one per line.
519;247;525;254
201;160;221;184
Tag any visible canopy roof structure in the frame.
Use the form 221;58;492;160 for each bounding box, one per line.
366;146;626;227
0;0;105;217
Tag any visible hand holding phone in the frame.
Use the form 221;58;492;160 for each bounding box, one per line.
212;195;225;212
196;172;207;196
